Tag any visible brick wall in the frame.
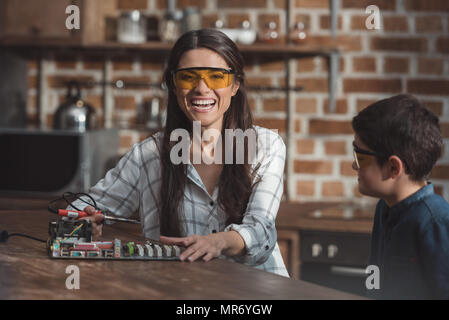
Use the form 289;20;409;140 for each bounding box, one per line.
26;0;449;203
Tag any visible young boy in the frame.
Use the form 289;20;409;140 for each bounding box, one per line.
352;94;449;300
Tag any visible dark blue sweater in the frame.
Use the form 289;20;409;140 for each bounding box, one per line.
367;183;449;300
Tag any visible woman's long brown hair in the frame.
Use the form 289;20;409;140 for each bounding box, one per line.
156;29;258;237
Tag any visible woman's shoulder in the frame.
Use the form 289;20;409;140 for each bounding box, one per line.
140;130;163;146
253;125;286;152
128;131;163;161
250;126;286;167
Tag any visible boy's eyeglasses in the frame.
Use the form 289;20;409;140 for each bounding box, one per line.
353;145;377;170
352;143;410;172
172;67;235;90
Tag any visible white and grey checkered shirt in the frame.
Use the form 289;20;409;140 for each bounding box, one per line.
73;125;289;277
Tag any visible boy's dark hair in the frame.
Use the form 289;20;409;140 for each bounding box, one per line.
352;94;443;181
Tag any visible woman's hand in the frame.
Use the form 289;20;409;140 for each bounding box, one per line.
79;205;104;241
160;231;245;262
159;234;226;262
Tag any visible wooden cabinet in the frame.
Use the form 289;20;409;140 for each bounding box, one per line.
278;227;372;295
278;230;300;279
276;202;375;294
299;231;371;296
300;230;371;266
279;229;371;281
0;0;116;44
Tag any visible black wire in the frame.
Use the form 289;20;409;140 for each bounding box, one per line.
1;231;46;243
47;197;61;214
62;192;98;211
47;191;136;223
2;192;99;245
48;191;98;213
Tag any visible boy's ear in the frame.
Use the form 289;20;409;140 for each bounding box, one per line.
387;155;406;179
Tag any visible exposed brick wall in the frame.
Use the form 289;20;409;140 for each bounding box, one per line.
287;0;449;203
26;0;449;202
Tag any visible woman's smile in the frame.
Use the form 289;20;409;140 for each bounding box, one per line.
189;97;217;113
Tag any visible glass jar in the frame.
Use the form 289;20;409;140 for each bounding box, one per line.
259;21;279;43
117;10;147;44
290;22;307;45
182;7;201;33
214;19;224;29
159;11;182;42
238;20;256;45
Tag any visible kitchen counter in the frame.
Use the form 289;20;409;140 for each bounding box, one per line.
0;209;365;300
277;201;376;234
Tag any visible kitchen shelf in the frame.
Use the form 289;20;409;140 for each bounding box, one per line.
0;38;338;57
0;38;338;110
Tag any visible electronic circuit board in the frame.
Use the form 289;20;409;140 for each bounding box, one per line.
47;219;182;261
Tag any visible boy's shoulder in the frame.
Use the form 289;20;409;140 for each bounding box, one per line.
375;190;449;229
401;193;449;232
420;193;449;224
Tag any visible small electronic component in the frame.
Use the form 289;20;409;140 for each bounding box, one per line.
114;239;121;258
172;245;181;257
164;245;172;257
153;243;163;257
144;243;154;257
135;244;145;257
47;218;182;260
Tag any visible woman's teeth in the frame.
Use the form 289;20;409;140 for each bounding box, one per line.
192;99;215;106
191;100;216;111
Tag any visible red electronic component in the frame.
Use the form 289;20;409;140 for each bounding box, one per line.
57;209;140;224
73;243;97;250
49;193;140;224
96;242;113;250
58;209;102;219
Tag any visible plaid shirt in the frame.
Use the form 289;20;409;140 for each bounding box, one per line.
72;126;289;277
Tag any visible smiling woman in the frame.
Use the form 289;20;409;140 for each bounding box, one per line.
70;29;289;277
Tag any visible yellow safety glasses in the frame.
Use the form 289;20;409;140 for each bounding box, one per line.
173;67;235;90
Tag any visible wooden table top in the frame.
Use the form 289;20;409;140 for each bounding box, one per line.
0;209;366;300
